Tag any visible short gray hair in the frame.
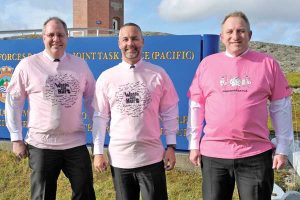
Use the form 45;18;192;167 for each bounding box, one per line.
119;22;143;38
222;11;251;31
42;17;68;35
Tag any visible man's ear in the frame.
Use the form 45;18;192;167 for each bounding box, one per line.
219;32;223;43
118;39;121;49
249;30;252;40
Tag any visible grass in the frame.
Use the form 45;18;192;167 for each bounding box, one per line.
292;93;300;132
287;72;300;133
0;150;239;200
268;72;300;132
1;150;299;200
268;92;300;132
286;72;300;88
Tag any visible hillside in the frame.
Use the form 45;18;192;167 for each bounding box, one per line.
220;41;300;73
251;41;300;73
144;31;300;73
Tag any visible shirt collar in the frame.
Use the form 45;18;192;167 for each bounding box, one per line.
43;50;66;62
121;59;143;69
225;48;249;58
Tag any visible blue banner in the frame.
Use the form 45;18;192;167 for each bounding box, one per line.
0;35;219;150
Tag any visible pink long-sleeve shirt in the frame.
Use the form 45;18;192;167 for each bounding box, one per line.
5;51;95;149
92;60;179;168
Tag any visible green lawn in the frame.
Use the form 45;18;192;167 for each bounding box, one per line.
286;72;300;88
0;150;237;200
1;150;299;200
288;72;300;133
268;72;300;132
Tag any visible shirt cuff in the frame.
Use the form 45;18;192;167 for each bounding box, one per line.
165;134;176;145
93;142;104;155
10;132;23;141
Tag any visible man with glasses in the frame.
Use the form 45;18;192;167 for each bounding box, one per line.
5;17;96;200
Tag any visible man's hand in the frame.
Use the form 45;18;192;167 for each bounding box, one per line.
93;154;109;172
189;149;201;166
164;147;176;171
12;140;27;161
273;154;288;170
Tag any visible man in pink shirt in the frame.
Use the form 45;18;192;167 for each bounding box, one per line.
92;23;179;200
5;17;96;200
187;11;294;200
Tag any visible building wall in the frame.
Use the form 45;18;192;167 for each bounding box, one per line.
73;0;88;28
87;0;109;29
73;0;124;34
109;0;124;30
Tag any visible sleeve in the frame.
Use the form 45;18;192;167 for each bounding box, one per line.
187;62;205;104
159;70;179;111
269;96;294;155
5;64;27;141
186;100;205;150
269;59;292;101
83;63;96;123
159;70;179;145
92;112;110;154
186;62;206;150
160;104;179;145
92;75;111;155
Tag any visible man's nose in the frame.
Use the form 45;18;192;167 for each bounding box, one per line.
53;35;60;41
126;39;134;46
232;31;240;40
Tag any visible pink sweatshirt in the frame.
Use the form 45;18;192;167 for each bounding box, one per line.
6;51;95;149
93;60;179;168
188;50;292;159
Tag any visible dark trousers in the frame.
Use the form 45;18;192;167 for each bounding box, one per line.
201;150;274;200
111;160;168;200
27;144;96;200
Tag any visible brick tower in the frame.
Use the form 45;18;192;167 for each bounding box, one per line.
73;0;124;35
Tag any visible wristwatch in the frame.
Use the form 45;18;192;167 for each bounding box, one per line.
167;144;176;150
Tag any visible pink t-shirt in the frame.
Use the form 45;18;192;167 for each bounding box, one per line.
94;60;179;168
188;50;292;159
6;52;95;149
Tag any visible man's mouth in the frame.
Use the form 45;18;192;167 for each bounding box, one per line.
52;44;63;48
230;41;241;45
126;48;137;53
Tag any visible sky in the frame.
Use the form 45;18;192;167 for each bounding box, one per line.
0;0;299;46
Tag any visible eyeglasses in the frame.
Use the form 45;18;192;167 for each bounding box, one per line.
44;33;66;39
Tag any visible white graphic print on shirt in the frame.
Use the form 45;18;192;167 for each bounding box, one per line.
115;81;152;117
220;75;252;93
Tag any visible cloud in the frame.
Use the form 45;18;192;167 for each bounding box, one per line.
253;23;300;46
158;0;300;23
1;0;299;46
0;0;72;31
158;0;224;21
158;0;300;46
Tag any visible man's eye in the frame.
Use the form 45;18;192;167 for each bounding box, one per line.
45;33;66;38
